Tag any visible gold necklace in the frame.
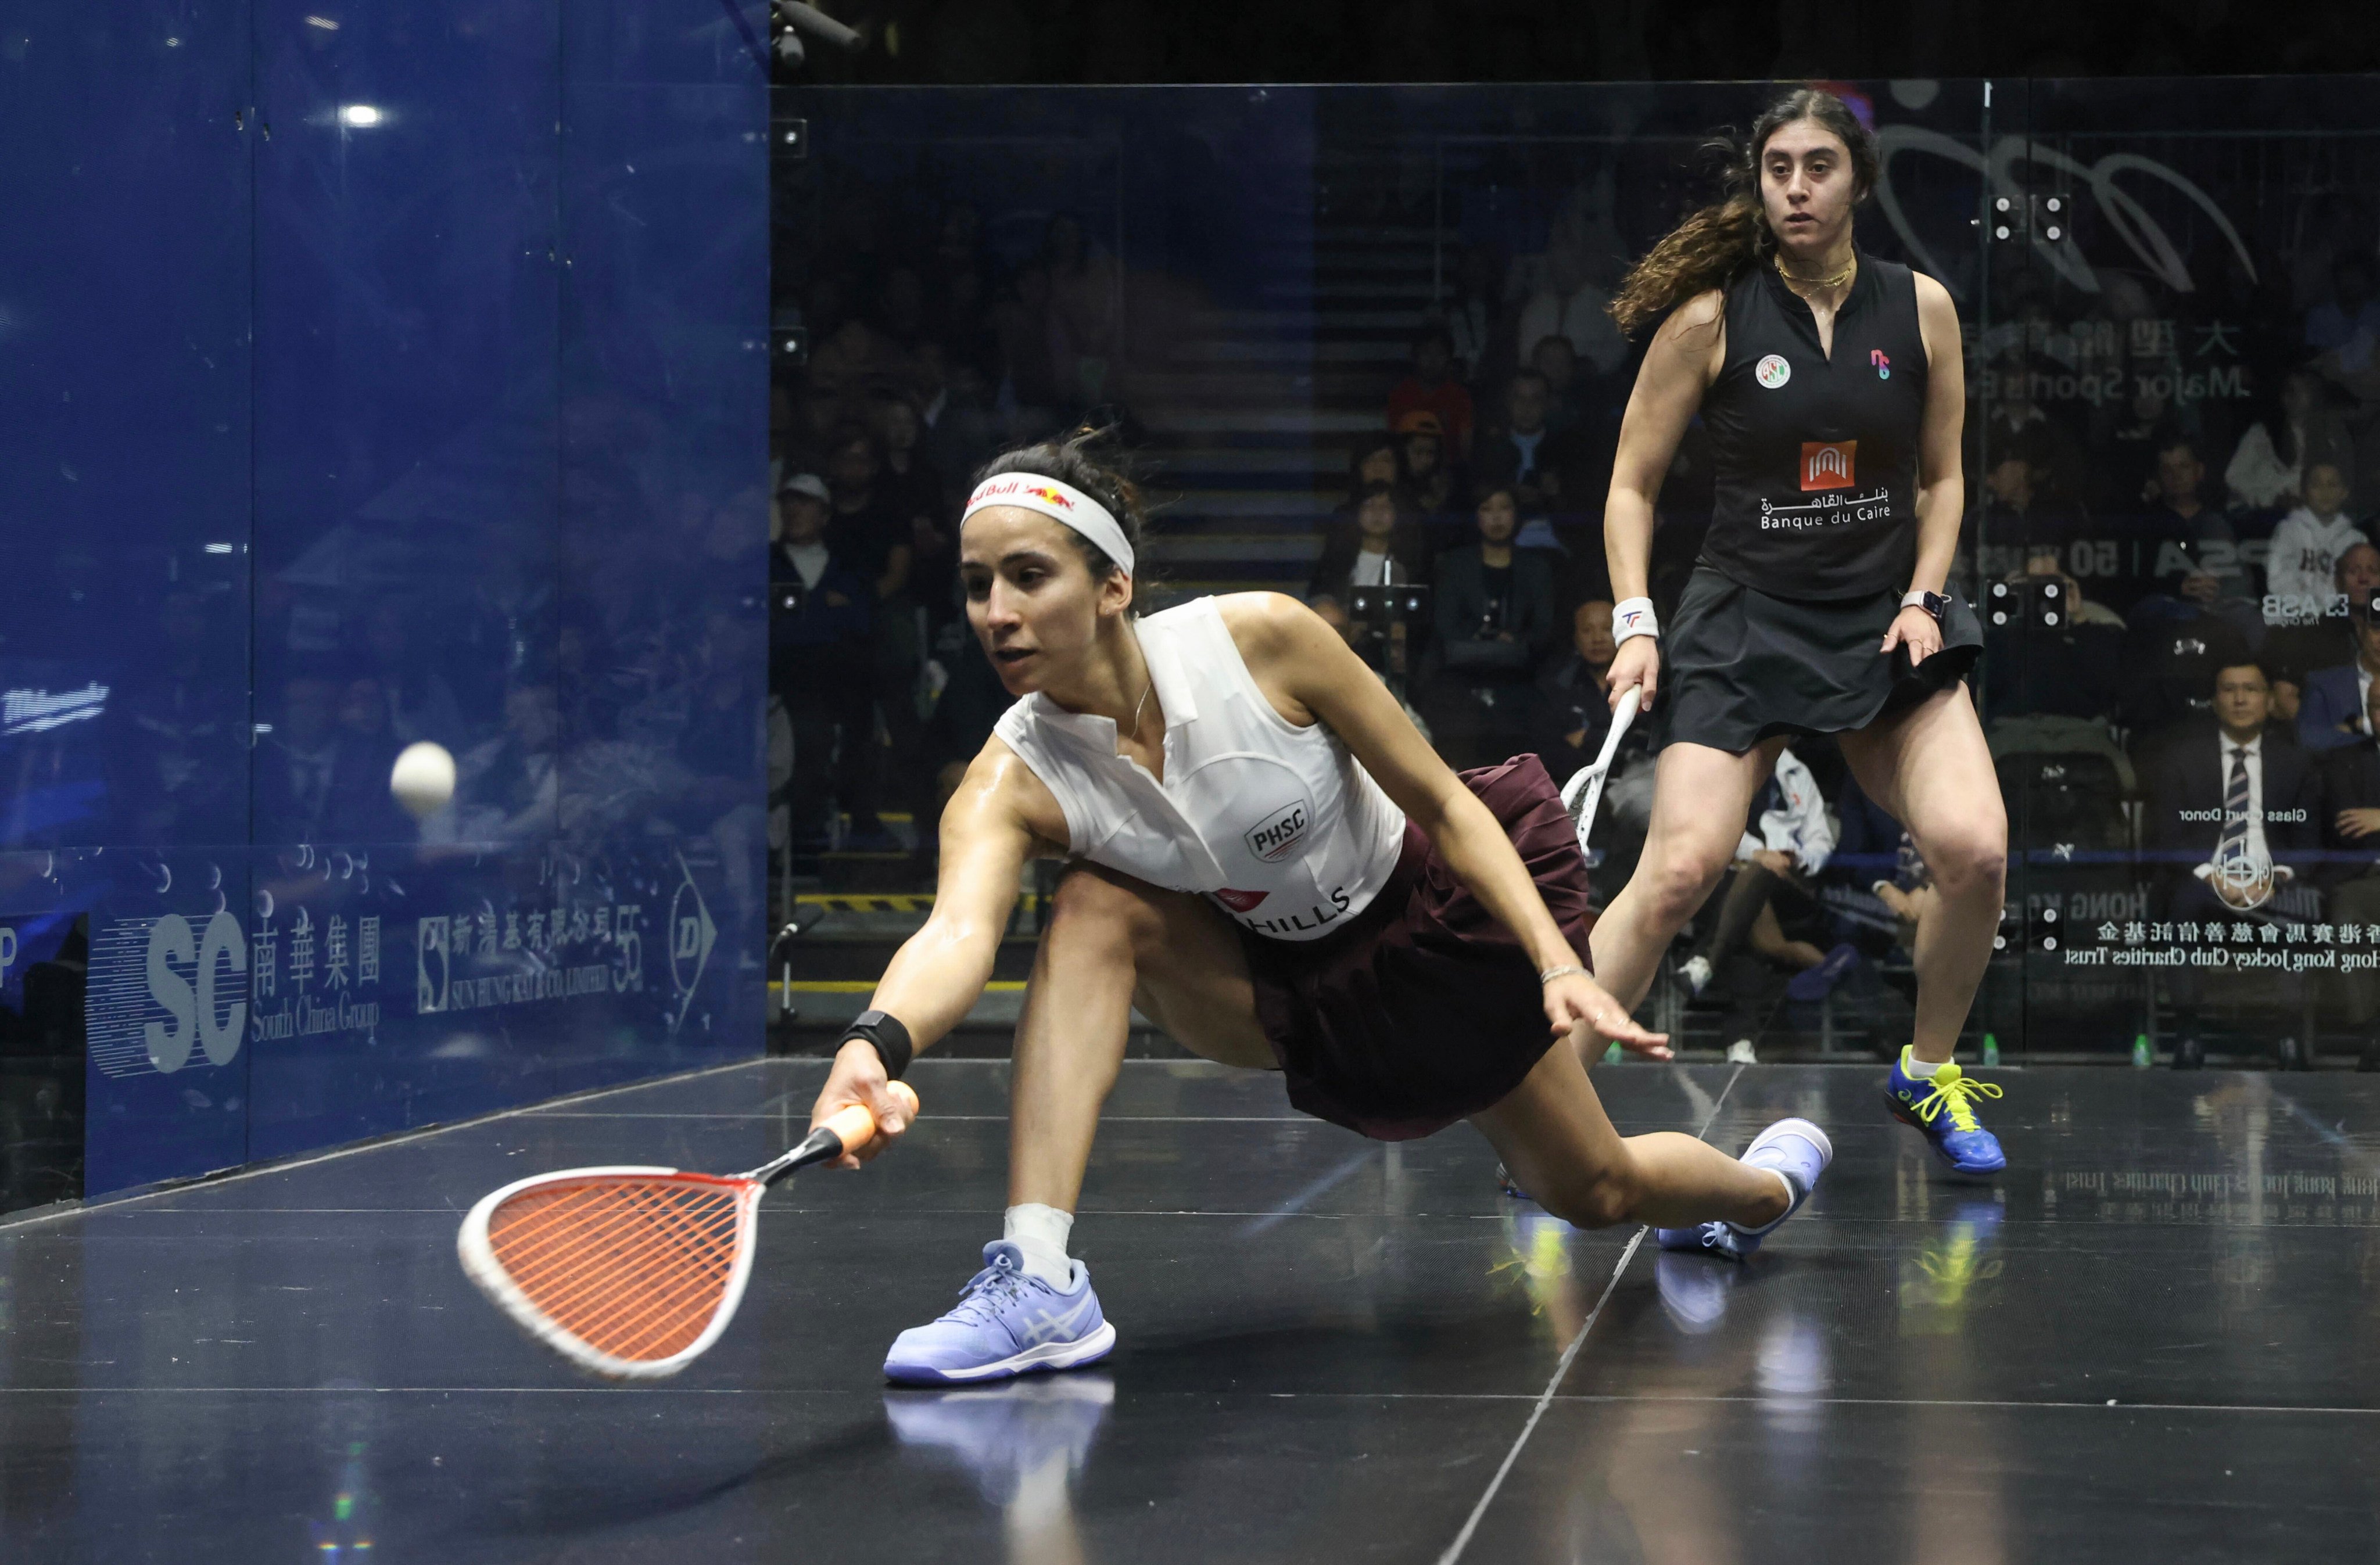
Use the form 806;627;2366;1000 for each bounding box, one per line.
1776;252;1856;295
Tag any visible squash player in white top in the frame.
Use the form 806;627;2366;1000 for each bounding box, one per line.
805;434;1833;1387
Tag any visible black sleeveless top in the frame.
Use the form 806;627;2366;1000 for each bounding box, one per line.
1698;252;1930;600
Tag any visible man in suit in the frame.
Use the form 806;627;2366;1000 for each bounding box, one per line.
2295;563;2380;753
2144;660;2320;1068
2317;675;2380;1071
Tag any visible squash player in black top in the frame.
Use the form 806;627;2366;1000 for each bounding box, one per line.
1589;89;2010;1206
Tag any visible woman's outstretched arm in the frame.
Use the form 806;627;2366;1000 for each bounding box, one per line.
806;740;1052;1162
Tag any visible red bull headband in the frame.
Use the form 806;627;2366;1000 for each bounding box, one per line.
962;473;1134;576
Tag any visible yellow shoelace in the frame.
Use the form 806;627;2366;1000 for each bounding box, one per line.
1908;1065;2002;1133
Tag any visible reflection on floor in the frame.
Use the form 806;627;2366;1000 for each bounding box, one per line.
2;1057;2377;1562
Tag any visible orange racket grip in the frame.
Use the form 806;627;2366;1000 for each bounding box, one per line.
820;1081;921;1156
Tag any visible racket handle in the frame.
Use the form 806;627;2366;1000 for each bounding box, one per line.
818;1081;920;1157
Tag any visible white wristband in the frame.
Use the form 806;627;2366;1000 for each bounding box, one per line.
1613;597;1658;645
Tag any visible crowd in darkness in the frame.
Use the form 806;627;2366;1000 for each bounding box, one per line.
768;198;1114;856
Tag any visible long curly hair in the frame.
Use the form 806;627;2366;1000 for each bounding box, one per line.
1608;87;1881;340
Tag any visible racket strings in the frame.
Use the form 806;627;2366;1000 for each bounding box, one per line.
485;1178;750;1361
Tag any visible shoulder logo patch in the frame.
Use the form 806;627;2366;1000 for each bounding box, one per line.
1244;798;1313;863
1755;353;1791;390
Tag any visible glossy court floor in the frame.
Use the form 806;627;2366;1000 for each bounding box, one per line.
2;1058;2377;1563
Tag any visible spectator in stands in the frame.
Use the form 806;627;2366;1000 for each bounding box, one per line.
2096;371;2198;521
2264;462;2367;612
1984;553;2135;790
1440;243;1504;385
2145;661;2316;921
2147;659;2321;1069
2120;439;2254;633
2269;541;2380;710
1328;434;1405;533
1983;360;2086;504
873;387;944;526
913;340;997;510
2296;583;2380;753
1472;369;1570;520
2317;676;2380;1069
825;425;921;848
1424;484;1554;768
1536;599;1617;778
825;425;913;604
332;672;411;844
992;259;1062;418
1386;326;1474;458
877;265;929;352
1394;411;1463;518
808;316;906;420
2226;369;2356;514
1044;212;1120;411
1530;335;1586;435
361;599;465;750
1514;244;1626;386
1977;451;2085;571
771;475;876;852
442;680;562;845
255;663;374;843
1675;747;1858;1064
873;388;955;626
1309;481;1431;601
2307;253;2380;378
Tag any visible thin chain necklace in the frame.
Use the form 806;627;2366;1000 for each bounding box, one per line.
1122;624;1155;747
1776;250;1856;297
1126;678;1153;744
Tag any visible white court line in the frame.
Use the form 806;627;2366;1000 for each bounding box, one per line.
1436;1063;1745;1565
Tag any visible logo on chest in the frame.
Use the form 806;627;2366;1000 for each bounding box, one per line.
1800;440;1858;491
1755;353;1792;390
1243;798;1313;863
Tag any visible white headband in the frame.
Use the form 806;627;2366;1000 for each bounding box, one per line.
962;473;1134;576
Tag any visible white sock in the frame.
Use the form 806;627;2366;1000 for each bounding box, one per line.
1003;1203;1076;1288
1903;1051;1947;1079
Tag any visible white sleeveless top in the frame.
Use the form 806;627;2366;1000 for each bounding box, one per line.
993;597;1408;941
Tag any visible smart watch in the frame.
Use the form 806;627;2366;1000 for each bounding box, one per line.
1900;590;1949;623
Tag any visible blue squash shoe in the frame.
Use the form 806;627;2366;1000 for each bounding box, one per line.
1656;1116;1832;1261
883;1241;1117;1386
1883;1047;2007;1176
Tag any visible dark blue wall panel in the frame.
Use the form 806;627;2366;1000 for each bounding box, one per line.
0;0;768;1198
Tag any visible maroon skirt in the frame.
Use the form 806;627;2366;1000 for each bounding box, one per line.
1236;753;1595;1141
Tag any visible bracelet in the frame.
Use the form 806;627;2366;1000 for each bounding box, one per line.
1612;597;1658;645
839;1009;913;1081
1538;964;1590;985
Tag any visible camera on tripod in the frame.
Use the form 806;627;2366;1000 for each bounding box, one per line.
1347;583;1433;679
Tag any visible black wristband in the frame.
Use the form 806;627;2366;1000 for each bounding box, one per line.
839;1010;913;1081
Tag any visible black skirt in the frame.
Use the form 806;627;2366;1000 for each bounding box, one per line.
1238;754;1590;1142
1659;566;1983;755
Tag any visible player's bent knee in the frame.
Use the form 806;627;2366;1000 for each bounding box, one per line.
1646;851;1727;920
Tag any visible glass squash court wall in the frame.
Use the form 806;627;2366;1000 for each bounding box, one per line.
777;75;2380;1065
0;0;772;1205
